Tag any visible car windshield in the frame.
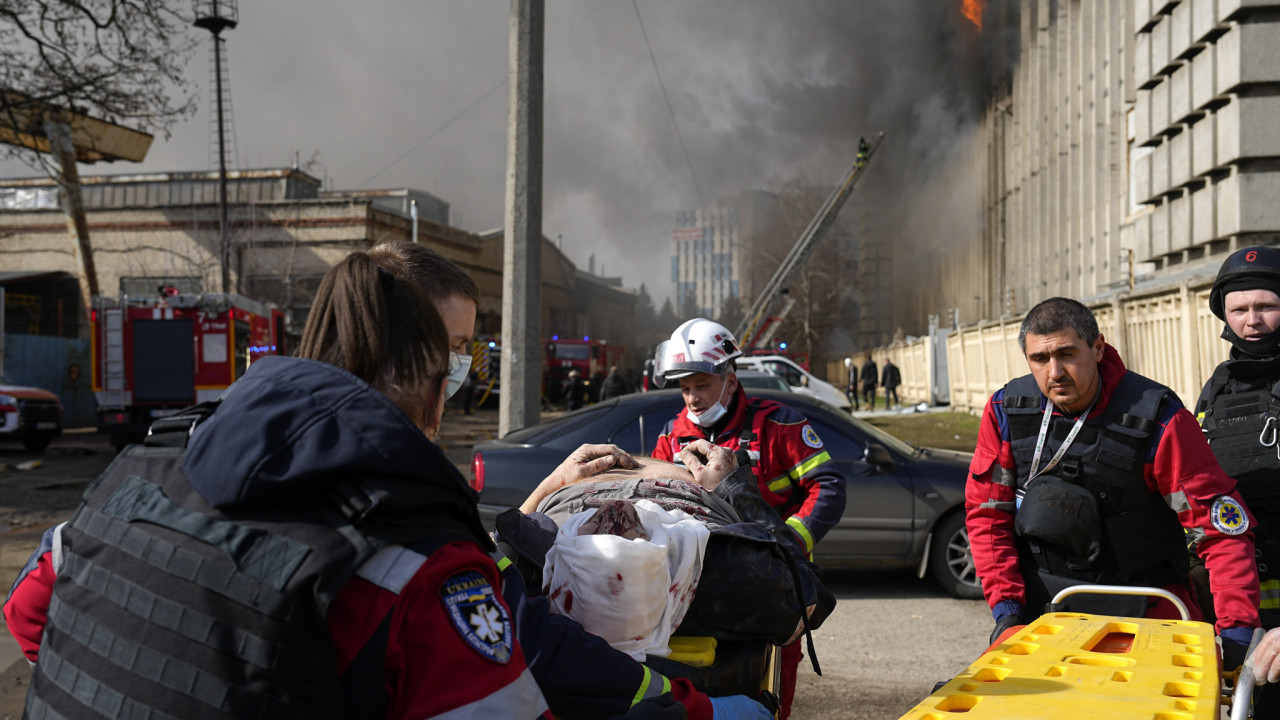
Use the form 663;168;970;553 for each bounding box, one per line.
501;405;612;444
738;374;788;392
550;344;590;360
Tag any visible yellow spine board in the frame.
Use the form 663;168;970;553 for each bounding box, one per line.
898;613;1219;720
667;636;718;669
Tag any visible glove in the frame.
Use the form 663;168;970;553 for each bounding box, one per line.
709;695;772;720
1220;626;1255;673
611;693;687;719
989;612;1026;646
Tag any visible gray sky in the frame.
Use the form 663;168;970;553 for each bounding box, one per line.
3;1;983;307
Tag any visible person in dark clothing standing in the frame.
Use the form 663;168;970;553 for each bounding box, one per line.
859;355;878;411
600;365;631;401
1194;245;1280;712
882;359;901;409
844;357;860;411
562;369;585;411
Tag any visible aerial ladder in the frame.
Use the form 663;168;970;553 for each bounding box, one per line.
736;132;885;350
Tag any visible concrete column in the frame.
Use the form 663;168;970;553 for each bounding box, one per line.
499;0;544;436
44;120;98;335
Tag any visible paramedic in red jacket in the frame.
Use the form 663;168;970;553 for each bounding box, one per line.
650;318;847;720
965;297;1259;666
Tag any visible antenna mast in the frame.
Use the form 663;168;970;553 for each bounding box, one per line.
194;1;239;294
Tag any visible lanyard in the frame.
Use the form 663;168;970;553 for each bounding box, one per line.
1028;391;1099;483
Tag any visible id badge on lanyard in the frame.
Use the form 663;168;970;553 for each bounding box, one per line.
1016;393;1098;510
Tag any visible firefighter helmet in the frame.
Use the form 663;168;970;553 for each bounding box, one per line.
652;318;743;388
1209;246;1280;320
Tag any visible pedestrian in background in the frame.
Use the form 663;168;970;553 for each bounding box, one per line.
600;365;630;401
859;354;878;411
562;369;585;411
844;357;860;411
882;358;901;409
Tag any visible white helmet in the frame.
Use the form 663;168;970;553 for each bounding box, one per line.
652;318;743;387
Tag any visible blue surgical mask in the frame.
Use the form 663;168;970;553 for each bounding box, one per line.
446;352;472;398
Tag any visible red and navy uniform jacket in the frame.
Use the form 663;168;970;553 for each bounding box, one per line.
965;343;1261;633
652;386;847;556
5;525;713;720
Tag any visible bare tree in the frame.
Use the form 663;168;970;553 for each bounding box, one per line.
748;179;858;371
0;0;197;168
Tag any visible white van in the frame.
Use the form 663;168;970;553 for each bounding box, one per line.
734;355;851;411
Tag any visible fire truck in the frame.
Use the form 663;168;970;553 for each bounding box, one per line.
544;336;624;403
92;291;285;449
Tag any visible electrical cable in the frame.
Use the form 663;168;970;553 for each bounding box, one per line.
630;0;702;206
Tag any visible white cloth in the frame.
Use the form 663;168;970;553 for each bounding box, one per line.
543;499;710;660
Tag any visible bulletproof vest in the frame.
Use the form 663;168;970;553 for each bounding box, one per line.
1003;372;1188;592
1199;364;1280;505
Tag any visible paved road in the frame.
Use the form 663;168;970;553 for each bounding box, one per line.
0;412;993;718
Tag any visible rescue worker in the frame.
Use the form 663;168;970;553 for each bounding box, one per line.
966;297;1260;668
650;318;847;720
5;243;770;720
564;369;586;411
1195;245;1280;707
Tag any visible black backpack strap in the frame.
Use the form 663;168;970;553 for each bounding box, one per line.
735;399;763;468
144;400;222;447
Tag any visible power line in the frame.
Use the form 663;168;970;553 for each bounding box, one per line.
358;3;614;190
631;0;702;207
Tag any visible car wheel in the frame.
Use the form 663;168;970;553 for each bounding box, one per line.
929;511;982;600
22;434;54;453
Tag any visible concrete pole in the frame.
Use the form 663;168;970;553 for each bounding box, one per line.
499;0;544;436
43;120;99;335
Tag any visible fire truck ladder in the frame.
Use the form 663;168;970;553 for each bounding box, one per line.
100;305;127;410
736;132;885;349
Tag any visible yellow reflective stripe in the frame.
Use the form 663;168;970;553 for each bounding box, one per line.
1261;579;1280;610
789;451;832;480
633;666;654;707
1196;411;1206;427
786;516;815;554
496;555;512;572
661;675;671;696
767;451;834;493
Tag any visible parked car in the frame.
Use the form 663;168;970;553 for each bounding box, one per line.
0;374;64;453
734;369;792;393
470;389;980;599
734;355;850;410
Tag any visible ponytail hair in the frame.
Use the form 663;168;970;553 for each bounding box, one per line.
296;252;450;431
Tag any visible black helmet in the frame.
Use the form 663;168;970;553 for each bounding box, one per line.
1209;246;1280;320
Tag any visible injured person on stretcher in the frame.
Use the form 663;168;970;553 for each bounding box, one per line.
494;440;835;698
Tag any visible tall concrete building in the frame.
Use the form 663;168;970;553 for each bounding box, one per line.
915;0;1280;331
670;190;778;319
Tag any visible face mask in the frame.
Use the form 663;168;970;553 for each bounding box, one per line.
445;352;472;398
686;380;730;427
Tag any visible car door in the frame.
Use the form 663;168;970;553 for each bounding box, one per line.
805;415;915;559
607;398;685;456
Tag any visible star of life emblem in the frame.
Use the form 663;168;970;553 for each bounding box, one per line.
1211;496;1249;536
441;570;512;664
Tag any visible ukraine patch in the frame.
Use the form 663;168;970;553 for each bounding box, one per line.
802;424;823;449
1210;496;1249;536
441;570;512;664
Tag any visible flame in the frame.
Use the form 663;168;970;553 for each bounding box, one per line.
962;0;985;29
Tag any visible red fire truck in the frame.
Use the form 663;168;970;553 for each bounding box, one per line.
544;336;624;403
92;291;285;449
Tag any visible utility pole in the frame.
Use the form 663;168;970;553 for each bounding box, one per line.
43;120;99;318
499;0;544;436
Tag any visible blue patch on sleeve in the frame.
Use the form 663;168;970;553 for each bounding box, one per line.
441;570;513;664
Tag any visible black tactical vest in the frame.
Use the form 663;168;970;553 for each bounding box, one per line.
1003;372;1188;600
1199;364;1280;506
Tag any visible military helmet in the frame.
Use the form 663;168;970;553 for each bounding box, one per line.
1209;246;1280;320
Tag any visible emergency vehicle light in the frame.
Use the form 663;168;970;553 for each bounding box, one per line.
488;341;496;348
552;335;559;341
583;336;589;341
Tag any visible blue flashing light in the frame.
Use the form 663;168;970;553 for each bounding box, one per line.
552;334;559;341
583;336;589;342
488;341;497;348
779;342;788;350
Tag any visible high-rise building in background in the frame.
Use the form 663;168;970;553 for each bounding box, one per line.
670;190;778;319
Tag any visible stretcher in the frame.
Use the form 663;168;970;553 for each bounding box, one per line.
660;635;783;717
897;586;1265;720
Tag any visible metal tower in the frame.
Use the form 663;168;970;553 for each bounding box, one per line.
193;1;238;294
